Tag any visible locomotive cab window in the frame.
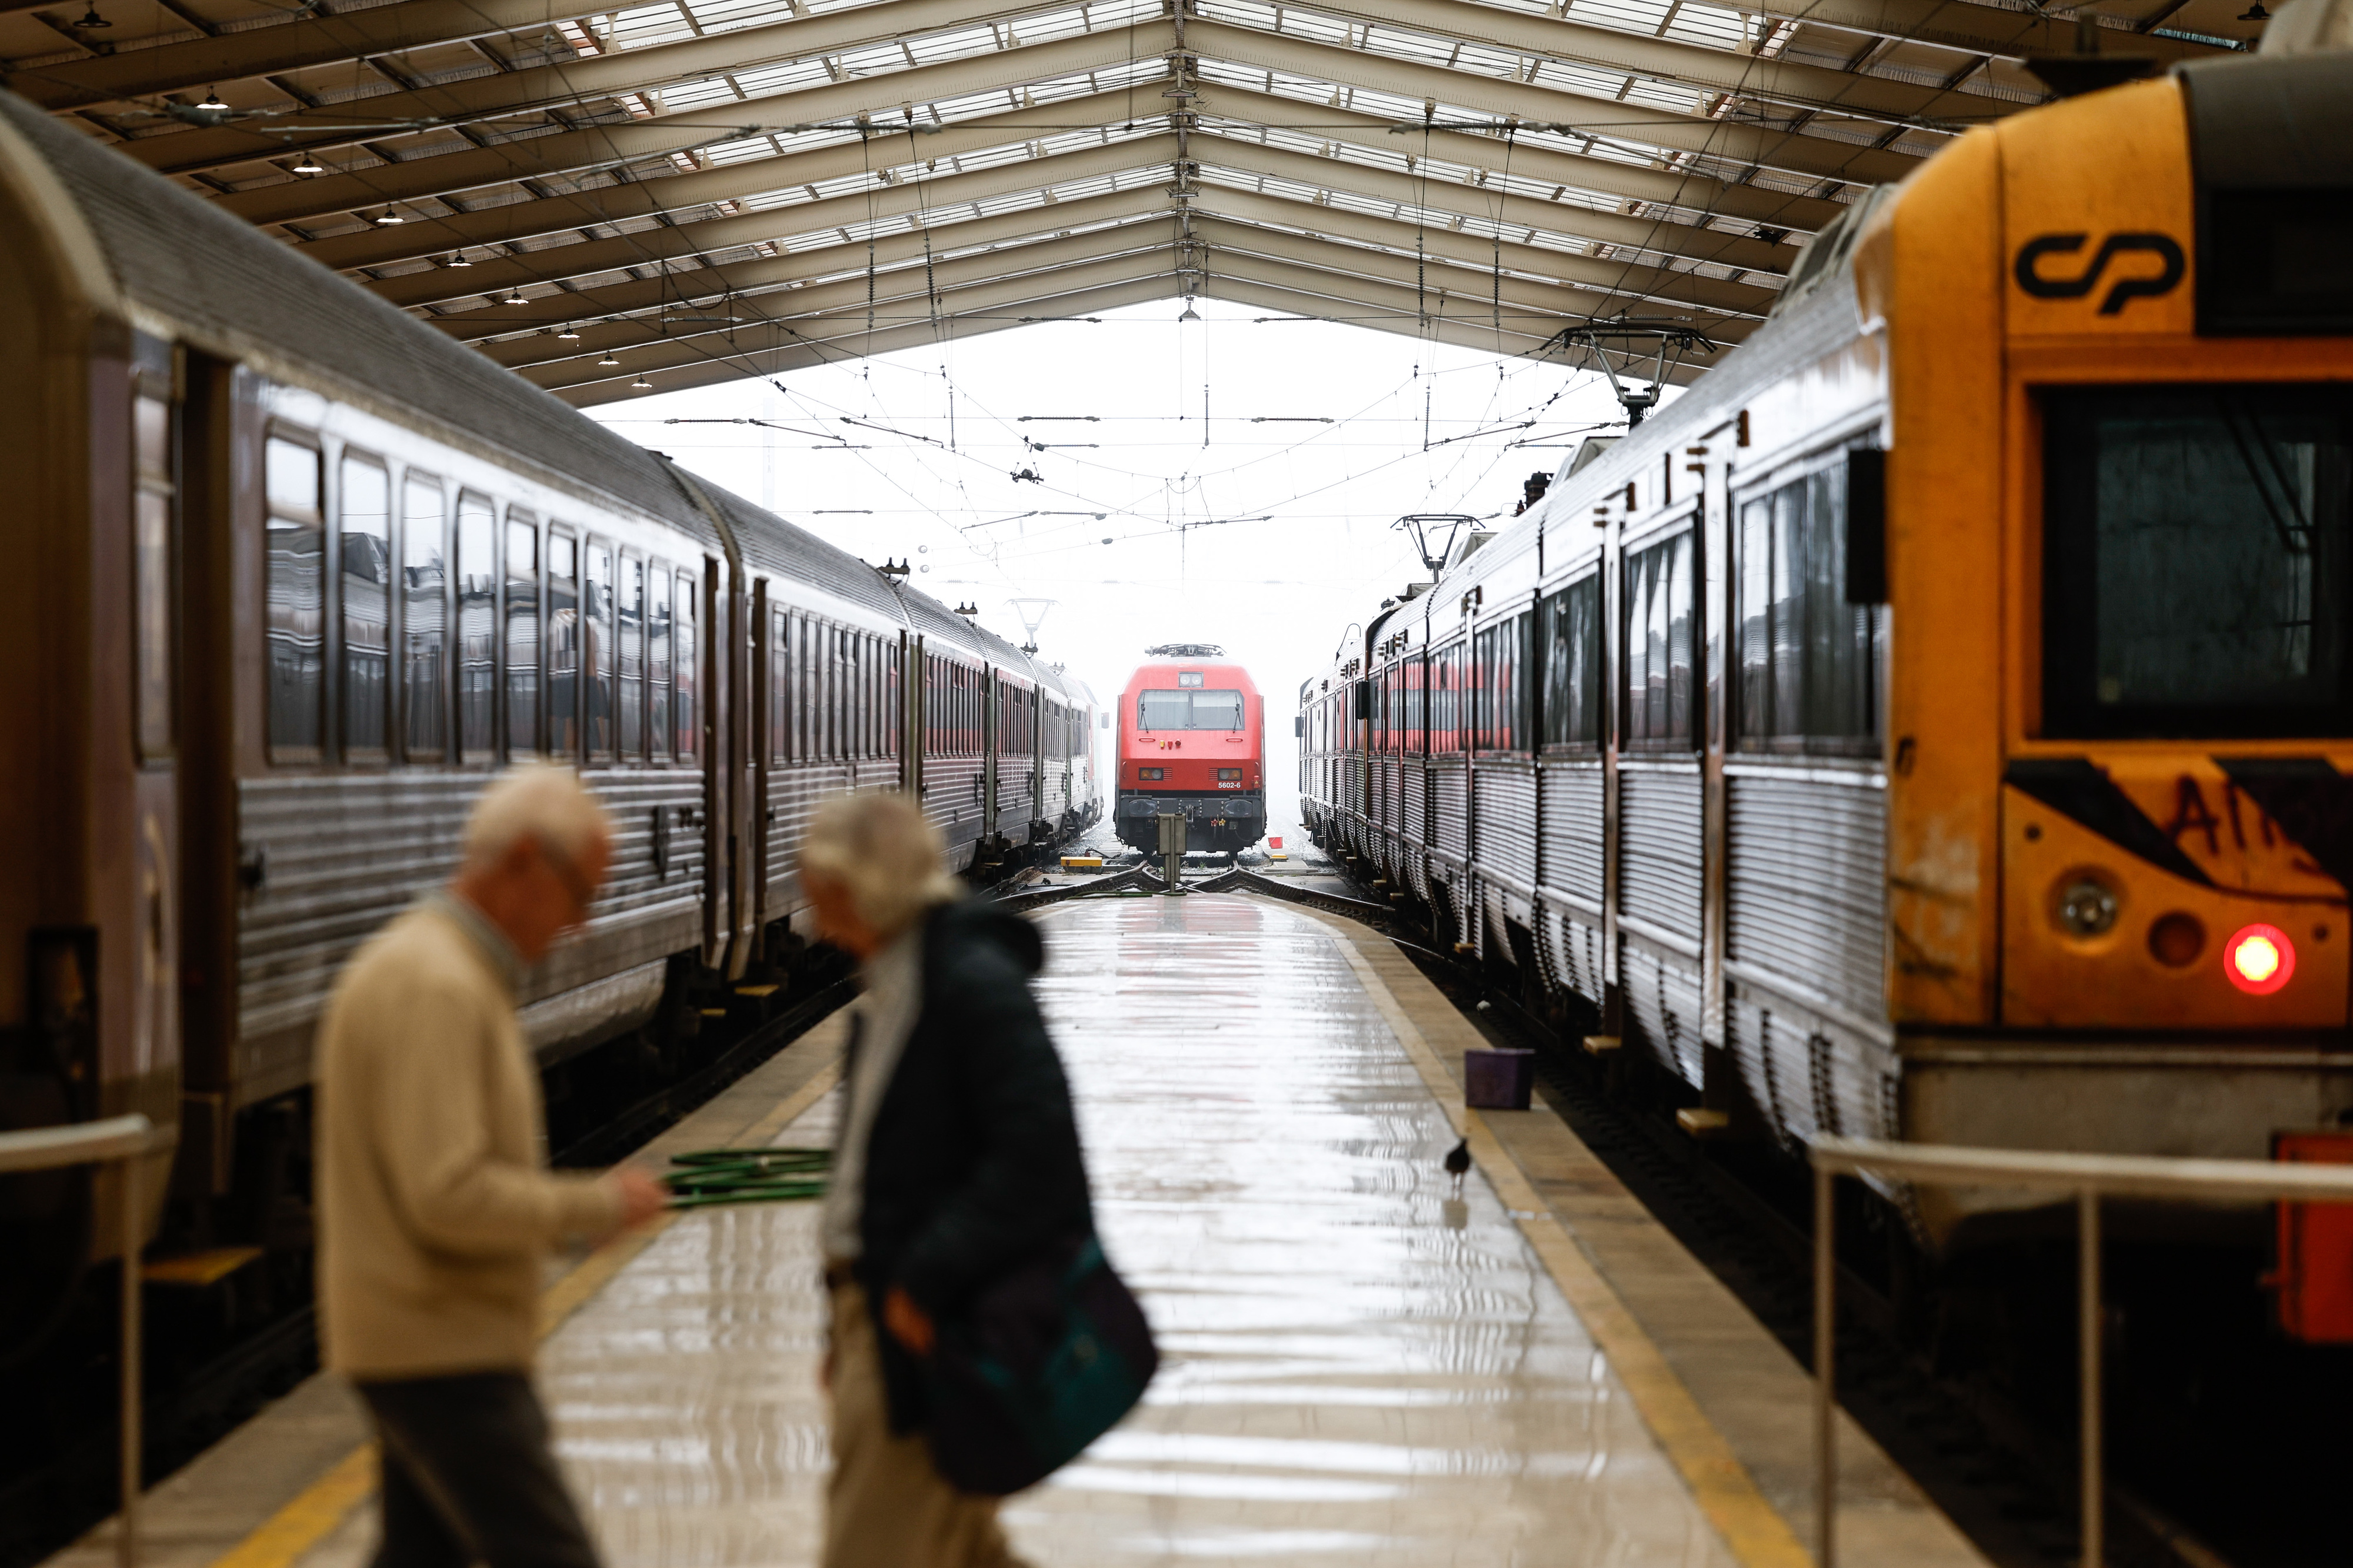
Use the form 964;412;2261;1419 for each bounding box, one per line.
2042;383;2353;738
265;433;324;764
1139;688;1243;730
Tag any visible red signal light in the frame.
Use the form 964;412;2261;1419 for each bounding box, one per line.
2225;923;2295;996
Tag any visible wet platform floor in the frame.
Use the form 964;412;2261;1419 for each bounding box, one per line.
48;892;1988;1568
540;894;1737;1567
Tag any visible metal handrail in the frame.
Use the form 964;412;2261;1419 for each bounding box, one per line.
1807;1136;2353;1568
0;1114;155;1568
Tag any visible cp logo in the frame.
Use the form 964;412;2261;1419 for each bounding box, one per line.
2013;232;2185;315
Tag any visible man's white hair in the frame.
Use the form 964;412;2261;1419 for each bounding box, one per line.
799;791;961;938
462;763;613;875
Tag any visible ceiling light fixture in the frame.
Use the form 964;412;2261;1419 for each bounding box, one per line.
631;374;653;389
558;325;580;339
71;4;111;28
196;86;228;110
291;151;324;175
372;208;404;226
599;352;620;366
2238;1;2268;15
445;252;471;268
502;288;528;305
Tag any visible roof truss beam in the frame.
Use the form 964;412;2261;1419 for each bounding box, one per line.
554;274;1174;405
292;86;1148;273
1186;18;1924;187
369;130;1181;309
214;22;1176;228
116;0;1133;176
529;231;1180;391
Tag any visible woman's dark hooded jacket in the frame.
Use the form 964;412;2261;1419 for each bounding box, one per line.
849;898;1093;1433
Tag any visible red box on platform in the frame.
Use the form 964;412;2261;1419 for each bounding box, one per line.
1464;1047;1535;1111
2273;1130;2353;1343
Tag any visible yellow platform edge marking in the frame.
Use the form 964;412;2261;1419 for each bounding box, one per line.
206;1056;846;1568
1309;918;1815;1568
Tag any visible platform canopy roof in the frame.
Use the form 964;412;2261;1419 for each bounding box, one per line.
4;0;2254;405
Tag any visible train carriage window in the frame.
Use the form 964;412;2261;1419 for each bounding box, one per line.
649;564;672;762
265;435;324;763
1736;464;1877;750
1474;613;1529;754
2042;384;2353;738
585;541;614;760
888;643;901;758
505;513;538;755
134;390;174;759
402;475;447;760
1624;529;1696;749
339;455;391;760
456;495;496;762
548;531;579;758
618;553;644;759
1428;644;1462;755
675;573;698;760
769;606;788;763
1541;574;1602;750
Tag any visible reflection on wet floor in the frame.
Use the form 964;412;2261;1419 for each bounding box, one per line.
535;895;1739;1567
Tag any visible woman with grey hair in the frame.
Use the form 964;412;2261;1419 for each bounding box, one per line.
802;792;1091;1568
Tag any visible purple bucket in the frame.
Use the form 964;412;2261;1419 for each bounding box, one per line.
1464;1047;1535;1111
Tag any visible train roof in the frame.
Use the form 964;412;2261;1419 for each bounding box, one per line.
1121;659;1264;699
0;87;1081;693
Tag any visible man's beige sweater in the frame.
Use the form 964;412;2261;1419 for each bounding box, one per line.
315;900;624;1380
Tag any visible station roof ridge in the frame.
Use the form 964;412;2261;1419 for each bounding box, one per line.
4;0;2257;401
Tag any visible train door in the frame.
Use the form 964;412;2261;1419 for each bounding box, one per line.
900;632;922;796
749;578;771;959
1032;689;1046;838
175;347;238;1208
979;666;998;842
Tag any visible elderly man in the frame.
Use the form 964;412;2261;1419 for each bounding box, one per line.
802;791;1093;1568
315;763;668;1568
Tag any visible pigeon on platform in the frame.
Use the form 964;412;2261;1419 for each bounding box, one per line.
1444;1137;1471;1195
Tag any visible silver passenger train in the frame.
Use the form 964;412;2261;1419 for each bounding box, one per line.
0;89;1098;1317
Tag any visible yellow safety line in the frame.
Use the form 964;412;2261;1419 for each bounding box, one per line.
1314;924;1815;1568
206;1055;845;1568
206;1446;376;1568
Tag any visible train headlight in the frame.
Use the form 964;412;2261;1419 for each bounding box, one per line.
1139;768;1164;780
1217;769;1242;780
2225;923;2295;995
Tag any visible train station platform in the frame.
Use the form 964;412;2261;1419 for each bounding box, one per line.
47;895;1987;1568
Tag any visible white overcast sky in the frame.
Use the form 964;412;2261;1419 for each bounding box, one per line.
585;298;1667;837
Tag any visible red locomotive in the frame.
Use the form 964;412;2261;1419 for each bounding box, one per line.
1114;645;1267;856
